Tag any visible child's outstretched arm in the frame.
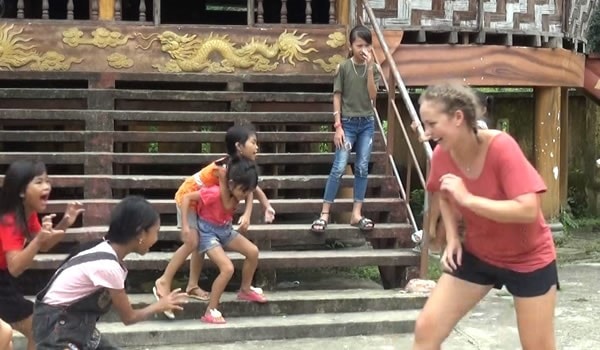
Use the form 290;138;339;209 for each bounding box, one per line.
110;288;188;325
254;186;275;223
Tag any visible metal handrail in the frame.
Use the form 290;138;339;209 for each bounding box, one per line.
359;0;434;278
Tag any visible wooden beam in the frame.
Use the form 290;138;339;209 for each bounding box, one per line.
559;87;569;208
98;0;115;20
534;87;561;218
337;0;350;25
381;44;585;87
247;0;255;26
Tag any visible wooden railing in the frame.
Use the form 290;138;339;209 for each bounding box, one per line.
360;0;434;278
0;0;339;26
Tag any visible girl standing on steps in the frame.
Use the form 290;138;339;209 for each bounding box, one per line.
0;160;84;350
180;158;267;324
311;25;380;234
33;196;188;350
412;83;558;350
154;125;274;318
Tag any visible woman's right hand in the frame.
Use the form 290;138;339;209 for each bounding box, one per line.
334;128;345;149
441;238;462;272
156;288;188;313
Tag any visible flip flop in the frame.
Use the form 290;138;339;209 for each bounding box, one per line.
351;217;375;232
201;309;226;324
152;285;175;319
186;286;210;301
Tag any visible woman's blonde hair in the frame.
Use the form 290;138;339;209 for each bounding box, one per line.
418;82;485;134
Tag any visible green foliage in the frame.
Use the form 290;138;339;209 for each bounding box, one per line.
588;6;600;53
148;126;159;153
409;188;426;216
567;168;589;218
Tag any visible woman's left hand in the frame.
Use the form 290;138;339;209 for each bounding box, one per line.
439;174;472;207
63;201;85;227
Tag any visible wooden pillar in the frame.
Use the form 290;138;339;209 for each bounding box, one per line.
559;88;569;208
337;0;350;25
534;87;561;219
99;0;115;20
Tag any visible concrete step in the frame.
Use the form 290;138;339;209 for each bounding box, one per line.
31;249;421;271
92;289;426;322
14;310;420;348
122;333;477;350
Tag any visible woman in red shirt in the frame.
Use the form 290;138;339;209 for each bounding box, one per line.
412;83;558;350
0;160;83;350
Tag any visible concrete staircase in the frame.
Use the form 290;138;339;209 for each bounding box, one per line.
0;73;424;347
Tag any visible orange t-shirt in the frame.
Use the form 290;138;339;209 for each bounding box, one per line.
174;157;227;207
426;132;556;273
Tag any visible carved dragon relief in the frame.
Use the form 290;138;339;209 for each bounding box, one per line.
1;23;347;73
0;24;82;71
134;30;319;73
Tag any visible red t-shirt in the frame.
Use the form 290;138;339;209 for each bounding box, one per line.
196;186;235;226
0;213;41;270
426;132;556;272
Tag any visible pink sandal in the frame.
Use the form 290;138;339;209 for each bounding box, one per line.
237;287;267;304
201;309;226;324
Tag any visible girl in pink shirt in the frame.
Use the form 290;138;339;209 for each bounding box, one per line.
33;196;188;349
413;83;558;350
180;158;266;324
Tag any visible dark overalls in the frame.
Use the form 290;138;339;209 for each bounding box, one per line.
33;252;124;350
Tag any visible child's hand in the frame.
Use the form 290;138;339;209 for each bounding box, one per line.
62;201;85;228
214;166;227;180
156;288;188;313
264;207;275;224
334;128;345;149
361;46;374;64
237;214;250;233
37;214;65;244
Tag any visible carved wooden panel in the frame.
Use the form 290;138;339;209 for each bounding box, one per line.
0;23;347;74
365;0;578;35
566;0;599;41
482;0;563;32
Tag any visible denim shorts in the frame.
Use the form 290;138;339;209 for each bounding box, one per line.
176;205;198;231
197;219;239;253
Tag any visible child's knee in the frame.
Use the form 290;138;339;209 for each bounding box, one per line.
245;244;259;261
219;261;235;278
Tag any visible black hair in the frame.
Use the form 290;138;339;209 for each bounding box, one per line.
474;90;494;120
226;158;258;193
0;160;47;240
61;196;159;264
347;25;373;58
225;125;257;161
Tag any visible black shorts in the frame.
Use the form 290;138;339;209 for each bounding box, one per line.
0;269;33;323
446;249;559;297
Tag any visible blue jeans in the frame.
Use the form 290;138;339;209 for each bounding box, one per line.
323;116;375;203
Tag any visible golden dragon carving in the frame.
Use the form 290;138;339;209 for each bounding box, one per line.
0;24;82;71
135;30;319;73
